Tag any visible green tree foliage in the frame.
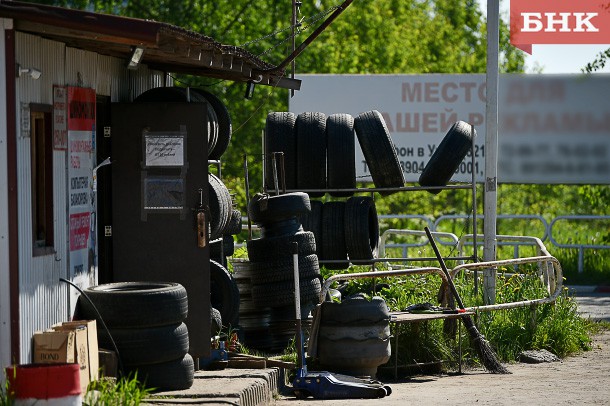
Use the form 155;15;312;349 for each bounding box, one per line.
583;48;610;74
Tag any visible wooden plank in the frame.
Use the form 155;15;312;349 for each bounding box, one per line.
390;311;474;323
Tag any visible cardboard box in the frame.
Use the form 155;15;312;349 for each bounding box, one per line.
59;320;99;382
33;329;76;364
52;320;99;393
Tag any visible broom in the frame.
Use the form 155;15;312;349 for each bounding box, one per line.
424;227;510;374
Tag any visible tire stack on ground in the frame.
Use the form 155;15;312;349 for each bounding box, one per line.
246;192;322;351
207;173;242;330
76;282;194;391
230;258;274;351
314;294;392;378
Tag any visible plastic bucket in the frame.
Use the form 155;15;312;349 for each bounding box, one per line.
5;363;82;405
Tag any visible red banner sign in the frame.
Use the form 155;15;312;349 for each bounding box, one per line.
510;0;610;54
69;212;90;251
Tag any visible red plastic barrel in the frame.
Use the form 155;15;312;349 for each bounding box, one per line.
5;363;82;405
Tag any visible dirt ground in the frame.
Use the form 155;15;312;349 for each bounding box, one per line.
274;329;610;405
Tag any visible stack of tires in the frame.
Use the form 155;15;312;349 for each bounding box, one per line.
264;110;404;196
76;282;194;391
316;294;392;378
209;179;243;268
245;192;322;351
299;196;380;270
231;259;274;351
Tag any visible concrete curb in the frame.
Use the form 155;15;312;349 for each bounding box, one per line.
144;368;285;406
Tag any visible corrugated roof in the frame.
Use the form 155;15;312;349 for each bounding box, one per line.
0;0;300;90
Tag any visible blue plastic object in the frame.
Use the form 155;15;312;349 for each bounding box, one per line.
293;371;391;399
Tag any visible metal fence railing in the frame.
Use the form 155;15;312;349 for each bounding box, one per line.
235;215;609;273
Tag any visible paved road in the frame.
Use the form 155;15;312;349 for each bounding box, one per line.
569;285;610;322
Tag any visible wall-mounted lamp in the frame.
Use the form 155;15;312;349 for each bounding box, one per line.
244;74;262;100
17;64;42;79
245;81;256;100
127;47;145;70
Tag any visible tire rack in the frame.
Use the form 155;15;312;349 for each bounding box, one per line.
262;123;480;276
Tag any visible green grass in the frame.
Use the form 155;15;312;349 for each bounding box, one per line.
0;373;11;406
84;374;152;406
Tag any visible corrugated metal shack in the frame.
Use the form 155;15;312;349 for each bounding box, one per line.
0;0;300;366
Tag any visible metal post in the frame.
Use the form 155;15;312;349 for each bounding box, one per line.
484;0;500;305
471;125;478;295
243;154;252;240
291;0;298;98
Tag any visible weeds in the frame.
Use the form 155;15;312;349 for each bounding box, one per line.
0;377;12;406
84;374;152;406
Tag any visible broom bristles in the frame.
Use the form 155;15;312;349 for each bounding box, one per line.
464;317;511;374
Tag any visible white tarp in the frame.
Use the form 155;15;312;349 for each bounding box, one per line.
289;74;610;184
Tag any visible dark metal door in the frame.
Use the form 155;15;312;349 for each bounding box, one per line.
111;102;209;357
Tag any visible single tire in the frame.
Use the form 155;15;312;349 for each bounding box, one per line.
419;120;476;194
320;201;349;270
249;254;320;285
317;337;391;368
251;277;321;308
224;209;243;236
259;218;303;239
319;321;391;341
210;260;240;327
248;192;310;225
300;200;322;255
247;231;316;262
296;112;327;197
189;88;232;160
326;114;356;197
77;282;188;328
345;196;379;264
321;296;390;324
129;353;194;391
208;173;232;240
99;323;189;366
210;306;223;337
354;110;405;195
265;112;297;191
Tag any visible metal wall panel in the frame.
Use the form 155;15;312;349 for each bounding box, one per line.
97;54;167;101
0;18;13;371
13;33;169;364
15;32;69;363
65;47;97;89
